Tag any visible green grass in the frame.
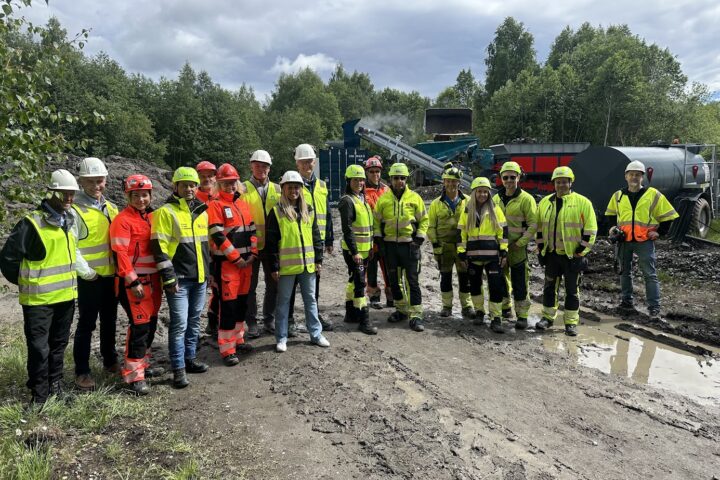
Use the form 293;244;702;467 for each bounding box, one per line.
0;325;205;479
707;219;720;243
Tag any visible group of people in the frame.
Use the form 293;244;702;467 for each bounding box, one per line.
0;145;679;406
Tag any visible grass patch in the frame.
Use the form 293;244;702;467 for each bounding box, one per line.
0;324;204;479
706;219;720;243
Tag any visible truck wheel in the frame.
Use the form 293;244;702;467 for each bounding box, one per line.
691;198;711;238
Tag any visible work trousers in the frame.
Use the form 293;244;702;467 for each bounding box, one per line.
502;259;531;319
343;250;369;308
366;247;392;300
437;243;471;309
23;300;75;402
215;260;249;358
542;252;582;325
73;276;119;375
118;274;161;383
467;260;505;318
385;242;422;318
206;263;220;332
620;240;660;310
245;250;278;329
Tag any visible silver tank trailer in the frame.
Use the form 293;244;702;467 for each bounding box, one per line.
570;146;709;211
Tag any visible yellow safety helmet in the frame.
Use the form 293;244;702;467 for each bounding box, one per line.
172;166;200;184
345;164;366;179
388;163;410;177
442;167;463;180
551;166;575;181
499;161;522;175
470;177;492;190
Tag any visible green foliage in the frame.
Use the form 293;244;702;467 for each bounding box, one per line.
484;17;538;97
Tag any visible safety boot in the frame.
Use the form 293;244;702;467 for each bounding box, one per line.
288;321;298;338
648;308;663;322
515;317;529;330
490;318;505;334
618;301;636;312
223;354;240;366
185;358;209;374
236;343;254;355
387;311;408;323
145;365;165;378
343;301;358;323
502;308;513;320
131;380;150;396
440;306;453;317
472;312;488;326
358;307;378;335
461;306;475;319
320;314;334;332
246;324;261;339
386;298;395;309
535;318;553;331
369;294;383;310
409;317;425;332
172;369;189;389
565;324;578;337
49;380;63;397
74;374;96;391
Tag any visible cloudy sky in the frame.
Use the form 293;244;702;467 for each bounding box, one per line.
23;0;720;101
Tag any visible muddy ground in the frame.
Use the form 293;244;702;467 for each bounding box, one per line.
2;158;720;478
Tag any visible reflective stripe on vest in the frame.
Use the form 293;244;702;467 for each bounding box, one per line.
243;180;280;250
458;206;506;262
73;202;118;276
274;206;316;275
610;188;678;242
19;212;77;306
303;179;328;241
341;194;373;256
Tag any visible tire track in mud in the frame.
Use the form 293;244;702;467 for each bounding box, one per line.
268;340;587;479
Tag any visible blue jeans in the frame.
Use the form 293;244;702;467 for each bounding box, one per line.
167;279;207;370
620;241;660;310
274;271;322;343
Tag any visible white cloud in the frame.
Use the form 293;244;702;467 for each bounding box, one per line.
270;53;338;75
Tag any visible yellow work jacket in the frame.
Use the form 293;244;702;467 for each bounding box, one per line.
605;187;678;242
19;211;78;306
274;205;316;275
536;191;597;258
493;188;537;264
373;187;429;243
428;191;467;254
243;180;281;251
458;204;508;262
151;196;209;286
72;198;118;277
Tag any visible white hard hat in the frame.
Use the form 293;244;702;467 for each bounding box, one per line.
625;160;646;174
250;150;272;165
49;169;80;191
77;157;108;177
294;143;316;161
279;171;304;185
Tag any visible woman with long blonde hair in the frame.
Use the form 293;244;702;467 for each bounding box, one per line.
458;177;509;334
266;171;329;352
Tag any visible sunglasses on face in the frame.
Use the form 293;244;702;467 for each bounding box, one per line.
391;176;407;180
502;175;517;180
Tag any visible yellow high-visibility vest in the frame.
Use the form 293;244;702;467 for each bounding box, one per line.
72;202;118;276
243;180;281;250
274;206;316;276
536;192;597;258
458;204;508;262
605;187;678;242
340;194;373;258
303;179;328;241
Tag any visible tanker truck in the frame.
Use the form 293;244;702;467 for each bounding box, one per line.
570;144;718;239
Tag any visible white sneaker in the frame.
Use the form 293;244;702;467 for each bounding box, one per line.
276;341;287;353
312;336;330;348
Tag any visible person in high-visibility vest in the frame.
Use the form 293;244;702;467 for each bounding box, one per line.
363;156;393;309
69;157;119;391
287;143;334;335
373;163;429;332
428;167;473;318
243;150;281;338
194;161;220;337
266;171;329;352
207;164;258;366
339;164;377;335
0;170;80;405
493;162;537;330
605;160;678;320
151;167;211;388
458;177;509;333
110;175;163;396
535;166;597;336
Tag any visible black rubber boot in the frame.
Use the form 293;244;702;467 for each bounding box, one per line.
515;317;529;330
344;301;358;323
565;324;578;336
490;318;505;334
358;307;378;335
185;358;209;374
534;318;553;330
409;317;425;332
131;380;150;396
387;311;408;323
173;369;189;389
502;308;513;320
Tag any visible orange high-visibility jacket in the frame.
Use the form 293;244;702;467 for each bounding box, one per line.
109;206;157;285
364;182;388;211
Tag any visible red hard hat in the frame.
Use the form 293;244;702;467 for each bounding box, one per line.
365;156;383;170
196;160;217;172
124;174;153;193
216;163;240;181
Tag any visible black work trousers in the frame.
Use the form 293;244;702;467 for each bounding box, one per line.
23;300;75;401
542;252;581;312
73;276;119;375
343;250;370;301
385;242;422;307
245;250;278;328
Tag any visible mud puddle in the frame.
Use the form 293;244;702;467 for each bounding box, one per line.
531;311;720;405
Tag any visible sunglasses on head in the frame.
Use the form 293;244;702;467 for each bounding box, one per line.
502;175;517;180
